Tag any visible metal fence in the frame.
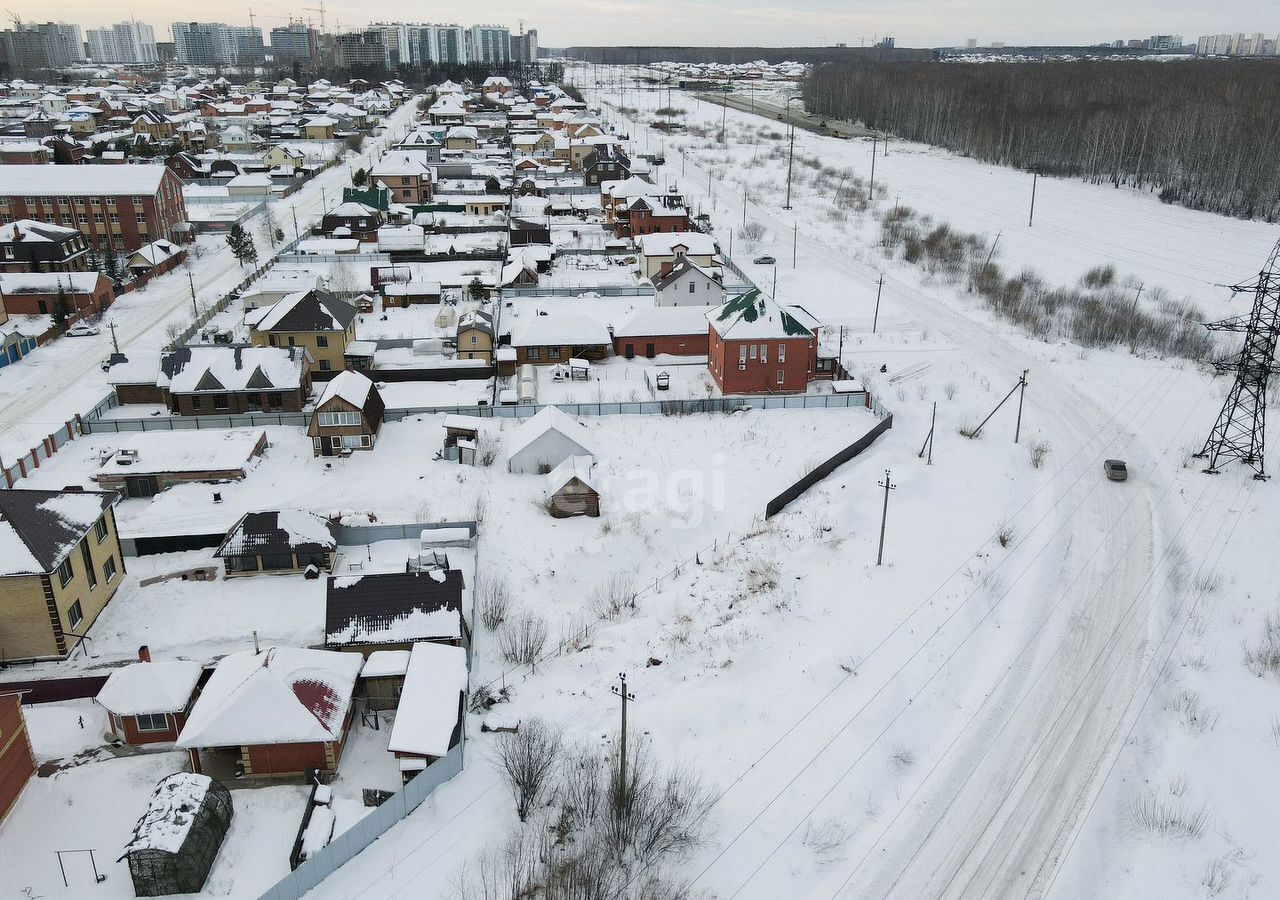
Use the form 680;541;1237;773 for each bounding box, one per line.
83;391;873;434
257;742;466;900
765;412;894;518
500;284;655;298
0;417;85;489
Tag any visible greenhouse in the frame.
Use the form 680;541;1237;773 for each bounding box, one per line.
119;773;233;896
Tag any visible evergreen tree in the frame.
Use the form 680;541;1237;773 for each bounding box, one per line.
352;167;368;187
226;224;248;266
52;283;71;330
101;250;122;287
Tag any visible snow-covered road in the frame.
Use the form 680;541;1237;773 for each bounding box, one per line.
0;98;419;465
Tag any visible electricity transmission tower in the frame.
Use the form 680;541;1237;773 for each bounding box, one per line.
1197;238;1280;479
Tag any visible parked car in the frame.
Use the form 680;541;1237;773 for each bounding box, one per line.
66;322;101;337
1103;459;1128;482
753;255;777;265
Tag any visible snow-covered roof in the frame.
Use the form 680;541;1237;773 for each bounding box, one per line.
708;288;820;340
361;649;411;679
639;231;716;258
161;346;310;394
176;647;361;747
0;219;80;242
387;642;467;759
129;239;180;267
506;407;594;462
545;454;598;495
512;314;611;348
253;289;356;332
120;774;216;856
97;660;203;716
0;271;101;294
216;509;335;558
615;305;715;338
0;489;114;576
0;164;170;195
93;429;266;478
316;370;376;411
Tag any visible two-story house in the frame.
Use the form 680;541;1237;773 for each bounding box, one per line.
0;220;91;273
248;288;358;378
0;489;126;661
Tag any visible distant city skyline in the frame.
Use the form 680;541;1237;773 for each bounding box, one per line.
25;1;1280;48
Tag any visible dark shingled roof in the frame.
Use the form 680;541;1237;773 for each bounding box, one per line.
0;489;114;574
324;569;465;646
214;511;336;560
255;289;357;333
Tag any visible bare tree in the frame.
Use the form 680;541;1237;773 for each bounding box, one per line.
493;718;562;822
499;612;548;668
477;575;512;631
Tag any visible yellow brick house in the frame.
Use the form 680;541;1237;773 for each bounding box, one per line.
248;289;358;378
0;489;126;661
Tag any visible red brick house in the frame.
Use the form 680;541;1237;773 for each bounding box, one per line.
616;196;690;239
369;153;434;205
0;165;188;252
0;271;112;317
177;647;362;778
613;306;712;358
95;649;203;746
707;289;822;395
0;691;35;825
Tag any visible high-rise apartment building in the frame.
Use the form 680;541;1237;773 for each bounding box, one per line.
334;30;390;69
269;24;320;65
172;22;264;66
87;21;158;64
511;28;539;64
468;25;510;64
0;22;84;71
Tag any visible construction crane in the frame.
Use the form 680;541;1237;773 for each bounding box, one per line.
302;0;325;34
6;9;21;28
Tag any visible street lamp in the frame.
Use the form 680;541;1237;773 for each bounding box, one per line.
782;96;804;210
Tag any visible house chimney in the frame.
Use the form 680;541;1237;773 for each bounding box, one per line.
137;644;151;663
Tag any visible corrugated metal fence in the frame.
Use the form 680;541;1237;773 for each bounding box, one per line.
765;406;894;518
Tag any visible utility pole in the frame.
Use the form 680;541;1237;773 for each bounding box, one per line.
1028;172;1038;227
872;274;884;333
792;224;798;268
1014;369;1029;443
783;120;796;209
107;320;119;354
876;470;896;566
611;673;636;802
983;231;1002;270
187;270;198;318
772;264;778;298
742;185;748;226
869;134;878;201
291;205;300;242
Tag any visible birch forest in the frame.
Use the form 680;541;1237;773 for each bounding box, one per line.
804;59;1280;221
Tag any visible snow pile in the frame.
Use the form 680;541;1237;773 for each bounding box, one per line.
37;492;107;529
299;806;335;859
276;509;337;549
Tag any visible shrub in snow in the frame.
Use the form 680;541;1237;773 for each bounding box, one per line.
499;612;548;668
477;575;512;631
492;718;562;822
1128;790;1208;842
1245;613;1280;678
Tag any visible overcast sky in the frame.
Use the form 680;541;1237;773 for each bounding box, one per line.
40;1;1280;48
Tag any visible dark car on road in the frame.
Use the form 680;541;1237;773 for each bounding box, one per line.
1104;459;1129;481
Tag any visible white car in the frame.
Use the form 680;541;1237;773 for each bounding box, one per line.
65;322;101;337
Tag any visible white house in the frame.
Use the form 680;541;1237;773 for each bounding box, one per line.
637;232;718;279
506;406;595;475
652;253;725;307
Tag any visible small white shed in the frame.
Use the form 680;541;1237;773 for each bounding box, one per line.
506;407;595;475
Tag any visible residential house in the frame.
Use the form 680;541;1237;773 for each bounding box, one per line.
126;239;184;279
321;201;384;241
306;371;385;456
96;650;203;745
620;196;690;239
455;309;494;362
386;642;467;779
0;692;35;825
91;429;269;498
0;142;50;165
248;288;358;377
507;406;595;475
393;129;441;162
261;144;307;171
214;510;336;577
159;345;313;416
324;567;466;653
226;173;275;201
583;144;630;186
0;489;125;661
238;268;322;310
0;165;188;251
652;252;725;307
511;313;612;366
0;271;111;318
369;154;434;205
302;116;337;140
613;305;713;358
132;110;175;141
0;220;90;273
177;647;362;778
637;232;718;279
706;288;821;395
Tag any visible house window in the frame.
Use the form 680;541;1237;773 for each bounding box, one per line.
778;344;786;363
528;347;541;360
749;345;756;360
191;396;203;410
262;553;295;571
760;346;768;364
78;214;88;224
134;712;168;733
287;336;296;347
103;556;117;582
213;395;230;410
136;214;145;224
109;213;120;224
316;335;329;348
67;600;83;630
470;334;477;344
56;555;74;588
688;282;695;294
318;411;361;427
92;213;104;224
319;359;331;372
268;335;278;347
225;555;259;573
777;370;785;385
